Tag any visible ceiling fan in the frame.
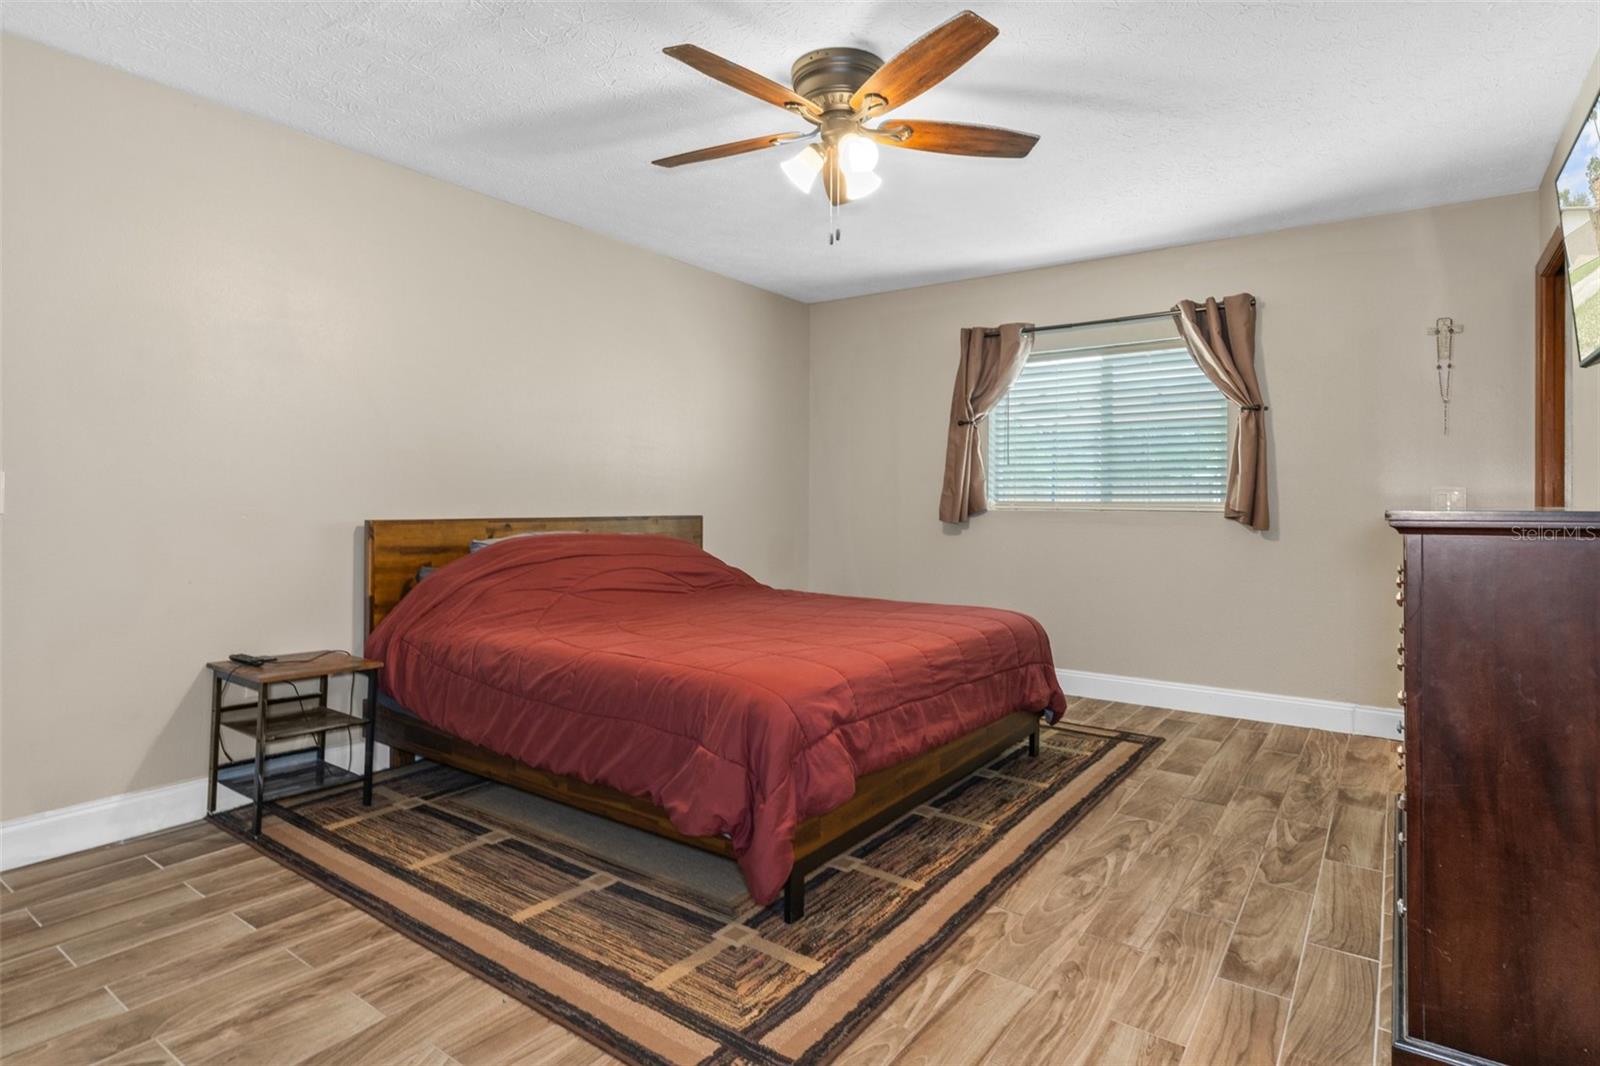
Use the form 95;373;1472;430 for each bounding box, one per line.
651;10;1038;222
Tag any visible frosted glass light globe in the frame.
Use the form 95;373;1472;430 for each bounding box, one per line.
780;145;823;193
839;133;880;175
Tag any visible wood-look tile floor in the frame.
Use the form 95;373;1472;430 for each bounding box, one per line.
0;701;1401;1066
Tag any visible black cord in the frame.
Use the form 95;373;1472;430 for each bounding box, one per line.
272;649;338;665
284;672;359;775
216;668;294;764
344;671;358;773
284;675;360;774
215;653;359;776
217;665;241;764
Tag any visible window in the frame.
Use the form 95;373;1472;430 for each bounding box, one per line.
987;319;1229;508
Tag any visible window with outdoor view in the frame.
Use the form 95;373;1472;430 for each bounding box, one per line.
987;319;1229;508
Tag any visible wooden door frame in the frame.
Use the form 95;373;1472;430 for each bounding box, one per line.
1536;226;1567;507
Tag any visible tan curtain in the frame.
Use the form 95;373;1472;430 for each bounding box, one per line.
1174;294;1270;531
938;323;1034;524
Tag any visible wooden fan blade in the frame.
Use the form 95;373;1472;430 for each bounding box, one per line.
652;132;807;168
871;119;1038;157
849;11;998;114
664;44;822;117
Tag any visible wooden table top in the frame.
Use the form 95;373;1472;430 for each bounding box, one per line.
205;650;382;686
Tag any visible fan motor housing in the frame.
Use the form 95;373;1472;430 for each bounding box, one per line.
791;48;883;111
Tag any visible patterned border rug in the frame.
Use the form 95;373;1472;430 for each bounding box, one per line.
213;722;1159;1066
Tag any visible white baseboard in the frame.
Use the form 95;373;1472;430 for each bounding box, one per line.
0;777;213;873
1058;669;1403;739
0;739;388;873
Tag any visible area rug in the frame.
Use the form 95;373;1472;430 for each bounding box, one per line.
446;784;757;917
213;721;1159;1066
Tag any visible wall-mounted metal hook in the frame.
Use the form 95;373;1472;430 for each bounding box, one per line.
1426;317;1463;435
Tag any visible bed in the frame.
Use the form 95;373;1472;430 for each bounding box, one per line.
363;515;1066;921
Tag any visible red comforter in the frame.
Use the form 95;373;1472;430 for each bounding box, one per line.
365;534;1066;903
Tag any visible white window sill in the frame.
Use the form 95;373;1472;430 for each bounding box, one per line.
989;501;1225;513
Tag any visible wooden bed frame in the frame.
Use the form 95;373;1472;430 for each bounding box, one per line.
363;515;1041;921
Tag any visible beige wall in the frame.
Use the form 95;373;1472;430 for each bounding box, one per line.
0;38;810;820
1540;50;1600;508
0;34;1563;824
809;194;1538;710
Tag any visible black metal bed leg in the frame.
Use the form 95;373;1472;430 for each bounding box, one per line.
783;869;805;923
1029;725;1041;758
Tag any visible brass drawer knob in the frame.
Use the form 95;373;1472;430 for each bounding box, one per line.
1397;690;1407;707
1395;590;1405;606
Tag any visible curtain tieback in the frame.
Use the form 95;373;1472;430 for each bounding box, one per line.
957;412;989;426
1239;403;1268;412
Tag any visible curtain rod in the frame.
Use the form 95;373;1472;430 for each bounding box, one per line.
982;297;1257;338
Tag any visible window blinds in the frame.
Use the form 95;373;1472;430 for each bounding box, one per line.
987;339;1229;506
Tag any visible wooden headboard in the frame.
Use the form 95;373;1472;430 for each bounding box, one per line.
363;515;703;634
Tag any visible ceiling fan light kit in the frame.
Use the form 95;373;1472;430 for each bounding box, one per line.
781;136;880;197
652;11;1038;242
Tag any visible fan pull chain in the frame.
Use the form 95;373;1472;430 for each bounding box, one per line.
832;164;844;246
826;162;841;246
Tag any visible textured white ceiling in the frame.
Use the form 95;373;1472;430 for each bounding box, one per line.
4;2;1595;302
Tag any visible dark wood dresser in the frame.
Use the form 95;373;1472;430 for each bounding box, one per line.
1387;511;1599;1065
